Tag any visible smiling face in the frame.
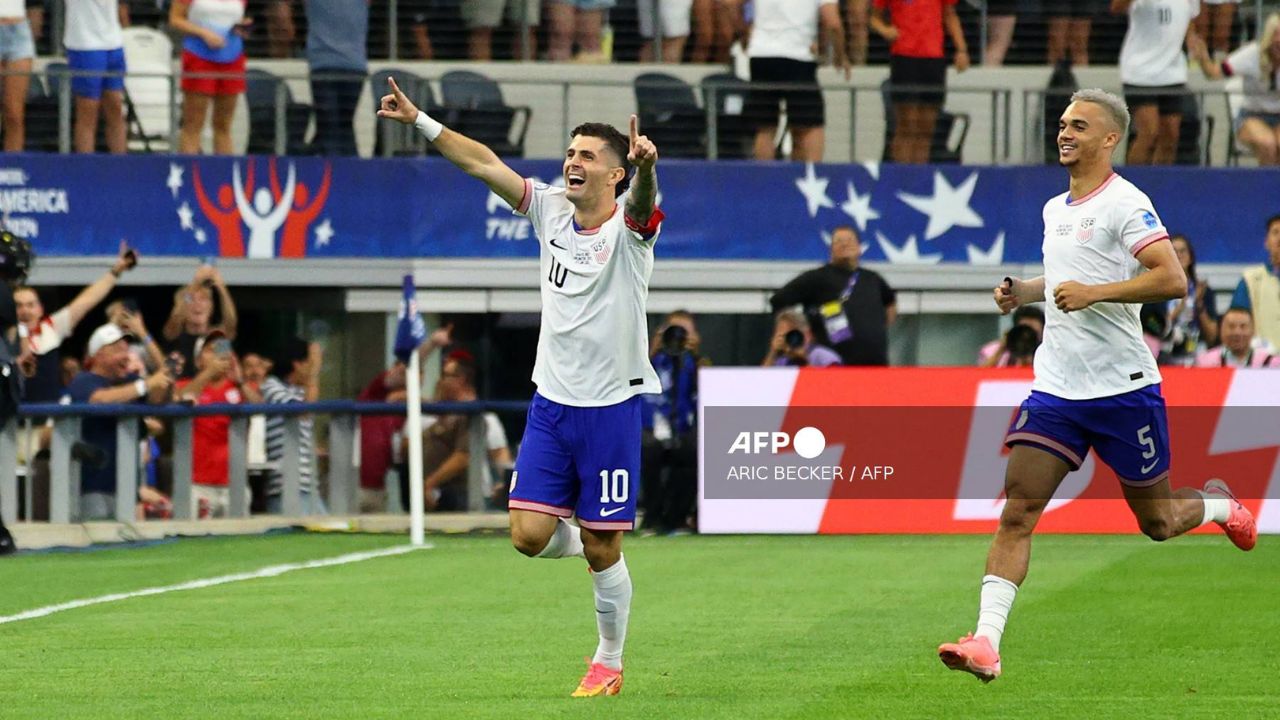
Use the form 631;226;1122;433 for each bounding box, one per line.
563;134;626;207
13;287;42;326
1221;309;1255;357
1058;101;1120;168
94;339;132;381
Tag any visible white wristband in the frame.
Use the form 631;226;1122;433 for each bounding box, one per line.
134;379;147;398
414;111;444;142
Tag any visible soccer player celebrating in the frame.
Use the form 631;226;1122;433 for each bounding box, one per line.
938;89;1257;683
378;78;662;697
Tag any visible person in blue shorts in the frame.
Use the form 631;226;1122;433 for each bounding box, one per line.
378;77;663;697
64;0;129;153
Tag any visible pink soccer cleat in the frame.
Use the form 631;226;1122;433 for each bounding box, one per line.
938;633;1002;683
1204;479;1257;551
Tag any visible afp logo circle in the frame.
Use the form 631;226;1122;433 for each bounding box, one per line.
727;426;827;459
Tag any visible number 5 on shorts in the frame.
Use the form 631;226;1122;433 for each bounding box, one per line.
599;469;629;503
1137;424;1158;474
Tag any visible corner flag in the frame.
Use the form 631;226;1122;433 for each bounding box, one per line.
394;274;427;363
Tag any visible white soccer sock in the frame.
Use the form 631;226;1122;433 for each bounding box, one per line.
591;555;632;670
535;519;585;559
1198;492;1231;525
974;574;1018;653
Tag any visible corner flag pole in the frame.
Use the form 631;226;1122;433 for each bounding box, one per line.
394;274;429;547
407;347;425;546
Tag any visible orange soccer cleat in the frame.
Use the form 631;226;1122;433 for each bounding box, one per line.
571;661;623;698
938;633;1002;683
1204;479;1257;551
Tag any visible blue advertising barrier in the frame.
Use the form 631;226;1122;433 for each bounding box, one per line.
2;153;1274;265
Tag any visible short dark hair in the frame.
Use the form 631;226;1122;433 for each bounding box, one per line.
570;123;633;198
1170;234;1197;284
1267;214;1280;232
1013;304;1045;326
272;336;309;378
1224;305;1253;320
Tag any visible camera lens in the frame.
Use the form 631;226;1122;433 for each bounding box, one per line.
785;329;805;349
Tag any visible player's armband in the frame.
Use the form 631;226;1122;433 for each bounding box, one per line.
624;207;666;240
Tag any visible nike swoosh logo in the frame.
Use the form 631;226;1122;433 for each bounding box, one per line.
1140;459;1159;474
599;506;626;517
549;237;567;250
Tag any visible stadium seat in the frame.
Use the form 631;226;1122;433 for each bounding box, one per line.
700;72;753;160
1224;76;1251;167
439;70;531;158
634;72;706;159
121;26;175;152
24;68;58;152
370;68;440;157
1176;93;1212;166
245;69;312;156
880;79;970;164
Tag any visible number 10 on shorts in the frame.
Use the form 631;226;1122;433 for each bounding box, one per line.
599;469;630;503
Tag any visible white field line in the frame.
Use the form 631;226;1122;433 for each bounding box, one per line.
0;544;430;626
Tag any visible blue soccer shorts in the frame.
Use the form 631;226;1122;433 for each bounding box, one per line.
67;48;127;100
509;392;642;531
1004;384;1171;487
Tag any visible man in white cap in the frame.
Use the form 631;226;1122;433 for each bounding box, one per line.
62;323;172;520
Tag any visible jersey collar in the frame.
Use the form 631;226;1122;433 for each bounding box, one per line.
1066;172;1118;206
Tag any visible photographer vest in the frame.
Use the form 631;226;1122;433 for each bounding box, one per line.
1243;265;1280;350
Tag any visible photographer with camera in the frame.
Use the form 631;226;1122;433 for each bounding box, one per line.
0;229;35;553
640;311;706;535
978;305;1044;368
163;262;238;380
762;310;841;368
769;225;896;366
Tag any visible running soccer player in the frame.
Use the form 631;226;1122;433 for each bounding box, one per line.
937;88;1257;683
377;78;661;698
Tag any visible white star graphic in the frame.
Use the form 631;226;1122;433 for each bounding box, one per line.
167;163;184;198
315;218;335;247
840;181;880;232
177;202;194;230
896;171;985;241
861;160;880;181
193;228;207;244
875;231;943;265
820;230;871;256
967;231;1006;266
486;189;508;214
794;163;834;218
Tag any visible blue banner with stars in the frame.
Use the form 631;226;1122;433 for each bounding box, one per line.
0;153;1272;265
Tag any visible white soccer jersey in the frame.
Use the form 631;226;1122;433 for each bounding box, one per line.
1119;0;1199;86
1034;173;1167;400
515;179;662;408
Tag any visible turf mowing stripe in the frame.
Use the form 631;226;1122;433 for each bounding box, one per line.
0;543;430;626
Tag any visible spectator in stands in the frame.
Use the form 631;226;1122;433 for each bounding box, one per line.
306;0;368;156
1115;0;1204;165
1195;308;1278;367
464;0;538;60
769;225;896;365
14;241;138;405
546;0;613;61
1197;12;1280;165
636;0;691;63
747;0;849;162
1047;1;1096;67
406;3;434;60
163;263;238;379
114;303;169;375
170;0;249;155
641;311;703;534
176;330;261;518
1195;0;1238;62
982;0;1019;66
978;305;1043;367
65;0;130;154
762;310;840;367
406;351;507;511
871;0;969;164
690;0;741;64
241;350;271;386
262;336;323;514
245;0;295;58
0;0;35;151
845;0;869;66
358;327;451;513
1145;234;1220;364
63;323;172;520
1229;213;1280;349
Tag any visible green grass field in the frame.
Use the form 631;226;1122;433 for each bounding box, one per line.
0;532;1275;719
